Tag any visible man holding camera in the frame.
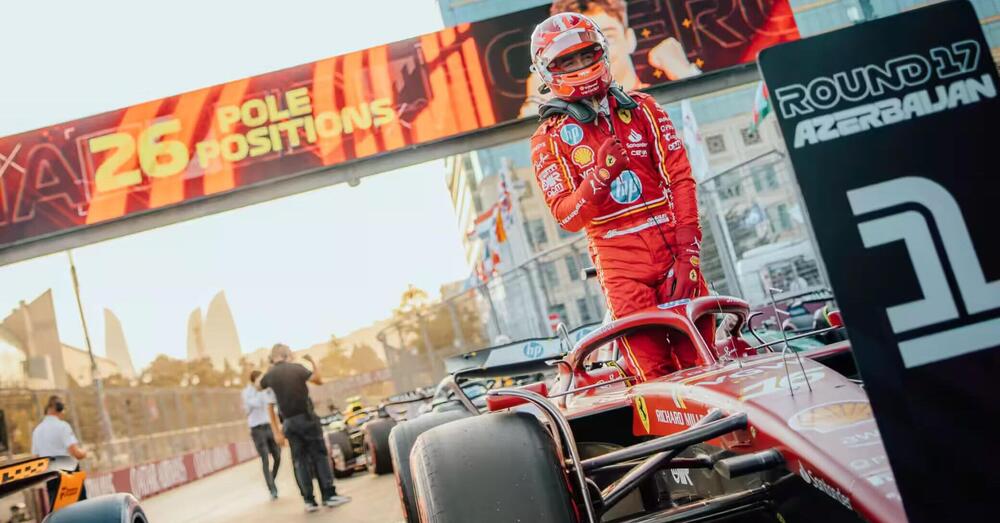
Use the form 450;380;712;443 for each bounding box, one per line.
261;344;350;512
31;395;87;509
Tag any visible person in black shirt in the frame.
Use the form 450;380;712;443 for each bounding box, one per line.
262;344;351;512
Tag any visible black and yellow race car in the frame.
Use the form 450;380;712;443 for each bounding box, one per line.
0;455;146;522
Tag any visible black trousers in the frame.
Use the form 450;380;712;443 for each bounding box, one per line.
282;414;336;503
250;424;280;494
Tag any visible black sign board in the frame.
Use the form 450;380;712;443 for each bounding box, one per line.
759;1;999;520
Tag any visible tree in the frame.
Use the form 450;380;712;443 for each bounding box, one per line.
349;343;385;373
388;284;487;374
136;355;238;388
141;355;188;387
319;335;352;378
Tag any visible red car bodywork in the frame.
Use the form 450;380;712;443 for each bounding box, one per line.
505;296;905;523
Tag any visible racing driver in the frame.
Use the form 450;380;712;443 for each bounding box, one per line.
529;12;712;381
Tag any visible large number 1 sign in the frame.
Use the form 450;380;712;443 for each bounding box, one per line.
759;2;999;521
848;176;1000;368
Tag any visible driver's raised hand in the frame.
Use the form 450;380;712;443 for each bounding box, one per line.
596;136;629;183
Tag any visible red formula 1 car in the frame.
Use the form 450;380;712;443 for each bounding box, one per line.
390;296;902;523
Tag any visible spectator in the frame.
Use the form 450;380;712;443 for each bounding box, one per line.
242;370;281;500
262;344;350;512
31;395;87;509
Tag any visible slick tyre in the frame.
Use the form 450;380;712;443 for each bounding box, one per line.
363;419;396;475
410;412;575;523
327;430;354;478
389;410;470;523
43;493;147;523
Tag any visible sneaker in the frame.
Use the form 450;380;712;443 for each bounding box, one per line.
304;501;320;513
323;495;352;508
270;490;278;501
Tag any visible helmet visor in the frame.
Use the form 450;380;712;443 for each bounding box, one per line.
536;29;606;75
547;43;605;74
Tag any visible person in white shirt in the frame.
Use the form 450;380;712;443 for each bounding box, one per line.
31;395;87;508
243;370;281;499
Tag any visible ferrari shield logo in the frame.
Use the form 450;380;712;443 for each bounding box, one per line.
634;395;651;434
617;108;632;124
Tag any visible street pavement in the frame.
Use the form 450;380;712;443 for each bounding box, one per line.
142;448;403;522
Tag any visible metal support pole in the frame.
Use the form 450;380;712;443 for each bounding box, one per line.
67;251;114;445
571;244;598;322
418;314;438;381
705;187;743;297
477;283;504;339
445;300;466;353
522;263;551;337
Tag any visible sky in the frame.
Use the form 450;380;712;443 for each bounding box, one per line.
0;0;473;368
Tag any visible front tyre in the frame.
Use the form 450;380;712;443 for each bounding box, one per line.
43;493;147;523
327;430;355;478
389;410;471;522
363;419;395;475
410;412;575;523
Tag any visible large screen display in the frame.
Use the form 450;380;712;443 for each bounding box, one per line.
0;0;798;250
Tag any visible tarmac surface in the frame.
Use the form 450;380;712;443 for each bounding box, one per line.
142;448;403;522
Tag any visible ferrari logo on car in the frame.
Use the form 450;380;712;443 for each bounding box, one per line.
634;396;650;434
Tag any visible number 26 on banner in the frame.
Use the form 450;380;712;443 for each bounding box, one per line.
87;118;189;193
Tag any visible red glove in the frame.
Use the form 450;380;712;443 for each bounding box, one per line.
667;225;702;301
595;137;629;184
574;137;629;205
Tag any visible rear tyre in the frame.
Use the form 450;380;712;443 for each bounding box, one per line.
389;410;470;523
326;430;354;479
43;493;147;523
363;419;396;475
411;412;575;523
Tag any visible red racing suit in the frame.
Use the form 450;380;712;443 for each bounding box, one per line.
530;91;712;381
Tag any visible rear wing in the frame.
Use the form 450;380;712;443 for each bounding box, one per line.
0;456;75;499
445;322;602;379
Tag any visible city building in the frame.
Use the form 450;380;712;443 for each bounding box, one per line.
2;290;68;389
60;343;120;387
445;143;606;342
104;308;136;379
1;290;119;389
185;291;242;370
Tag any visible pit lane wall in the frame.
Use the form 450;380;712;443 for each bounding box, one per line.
83;440;257;500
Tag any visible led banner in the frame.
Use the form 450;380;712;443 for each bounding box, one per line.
0;0;798;251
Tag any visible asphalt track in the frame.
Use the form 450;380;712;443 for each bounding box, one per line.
142;448;403;522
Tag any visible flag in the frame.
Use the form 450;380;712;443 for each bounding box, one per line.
490;245;501;272
495;207;507;243
751;81;771;132
680;99;713;182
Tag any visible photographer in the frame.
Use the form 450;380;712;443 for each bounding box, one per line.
261;344;350;512
31;395;87;509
